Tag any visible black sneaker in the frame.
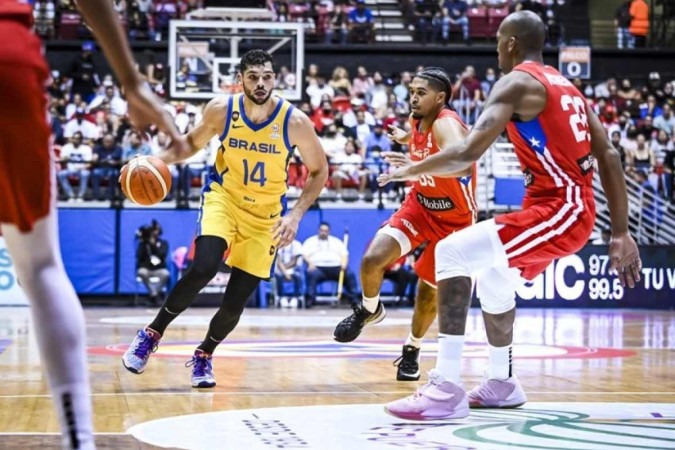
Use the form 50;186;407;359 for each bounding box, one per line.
333;302;386;343
393;345;421;381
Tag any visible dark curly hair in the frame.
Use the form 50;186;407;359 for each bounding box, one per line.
239;49;274;73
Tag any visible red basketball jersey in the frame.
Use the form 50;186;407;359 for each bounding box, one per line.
408;108;477;221
0;0;48;76
505;62;594;200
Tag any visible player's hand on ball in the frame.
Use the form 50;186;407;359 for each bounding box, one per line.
608;232;641;288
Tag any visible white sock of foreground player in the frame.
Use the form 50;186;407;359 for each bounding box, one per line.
2;215;95;450
435;333;464;384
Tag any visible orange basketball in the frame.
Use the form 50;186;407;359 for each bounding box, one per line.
120;156;172;205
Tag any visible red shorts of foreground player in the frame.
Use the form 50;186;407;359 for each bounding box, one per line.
0;21;51;232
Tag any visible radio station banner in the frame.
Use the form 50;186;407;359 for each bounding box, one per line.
559;46;591;79
0;238;29;306
514;245;674;309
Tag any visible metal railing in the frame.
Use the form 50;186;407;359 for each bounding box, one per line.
483;142;675;244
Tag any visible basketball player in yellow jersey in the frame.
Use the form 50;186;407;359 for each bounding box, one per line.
122;49;329;388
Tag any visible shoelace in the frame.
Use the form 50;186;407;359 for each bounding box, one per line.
471;379;498;399
392;348;418;371
410;370;444;401
133;331;158;359
185;356;212;377
342;304;372;326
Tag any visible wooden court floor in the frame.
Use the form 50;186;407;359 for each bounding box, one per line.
0;305;673;449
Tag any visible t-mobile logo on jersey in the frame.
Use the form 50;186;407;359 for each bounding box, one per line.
416;193;455;211
400;219;419;237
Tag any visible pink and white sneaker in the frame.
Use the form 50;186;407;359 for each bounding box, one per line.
384;370;470;420
468;374;527;408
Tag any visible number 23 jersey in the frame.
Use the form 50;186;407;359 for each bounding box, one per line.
209;94;295;217
505;62;594;202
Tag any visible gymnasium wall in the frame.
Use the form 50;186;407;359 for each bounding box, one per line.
44;208;675;309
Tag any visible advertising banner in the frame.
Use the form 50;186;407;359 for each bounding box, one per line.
515;245;674;308
0;238;29;306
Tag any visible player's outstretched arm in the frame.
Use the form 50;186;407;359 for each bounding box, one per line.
272;110;329;248
75;0;184;146
158;97;228;165
379;74;530;184
587;107;641;287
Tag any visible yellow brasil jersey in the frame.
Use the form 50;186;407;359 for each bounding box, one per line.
206;94;295;218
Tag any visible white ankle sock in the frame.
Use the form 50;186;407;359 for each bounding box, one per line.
405;332;423;349
488;344;513;380
435;333;464;384
362;294;380;313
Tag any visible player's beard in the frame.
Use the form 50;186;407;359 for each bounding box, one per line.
411;112;424;120
243;85;272;105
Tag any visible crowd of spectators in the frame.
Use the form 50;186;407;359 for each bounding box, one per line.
46;41;675;207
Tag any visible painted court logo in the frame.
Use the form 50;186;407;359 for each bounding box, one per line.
90;339;634;360
128;403;675;450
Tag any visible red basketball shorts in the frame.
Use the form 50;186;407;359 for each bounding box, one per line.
379;195;475;286
0;58;52;232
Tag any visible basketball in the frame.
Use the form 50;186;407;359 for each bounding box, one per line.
120;156;172;205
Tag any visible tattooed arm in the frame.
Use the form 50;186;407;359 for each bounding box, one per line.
379;71;546;183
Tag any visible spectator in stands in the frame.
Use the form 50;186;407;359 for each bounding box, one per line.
393;71;412;104
348;0;375;43
640;96;662;120
33;0;55;39
306;77;335;110
136;220;170;305
91;133;122;201
383;253;416;303
664;144;675;201
302;222;358;308
329;66;352;97
63;107;100;142
275;0;289;22
481;67;498;97
452;65;484;124
331;138;369;199
413;0;438;44
637;114;656;139
654;104;675;136
58;132;93;202
179;144;209;200
123;130;152;161
320;123;348;158
275;65;296;93
440;0;470;44
68;41;99;102
610;130;627;167
651;129;673;162
627;133;656;172
312;99;336;135
354;109;373;148
325;3;349;44
154;0;177;38
618;78;640;102
615;0;633;49
629;0;649;48
367;71;389;113
274;239;304;308
664;82;674;109
364;120;392;157
644;72;666;102
89;83;127;126
305;63;320;86
352;66;374;98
